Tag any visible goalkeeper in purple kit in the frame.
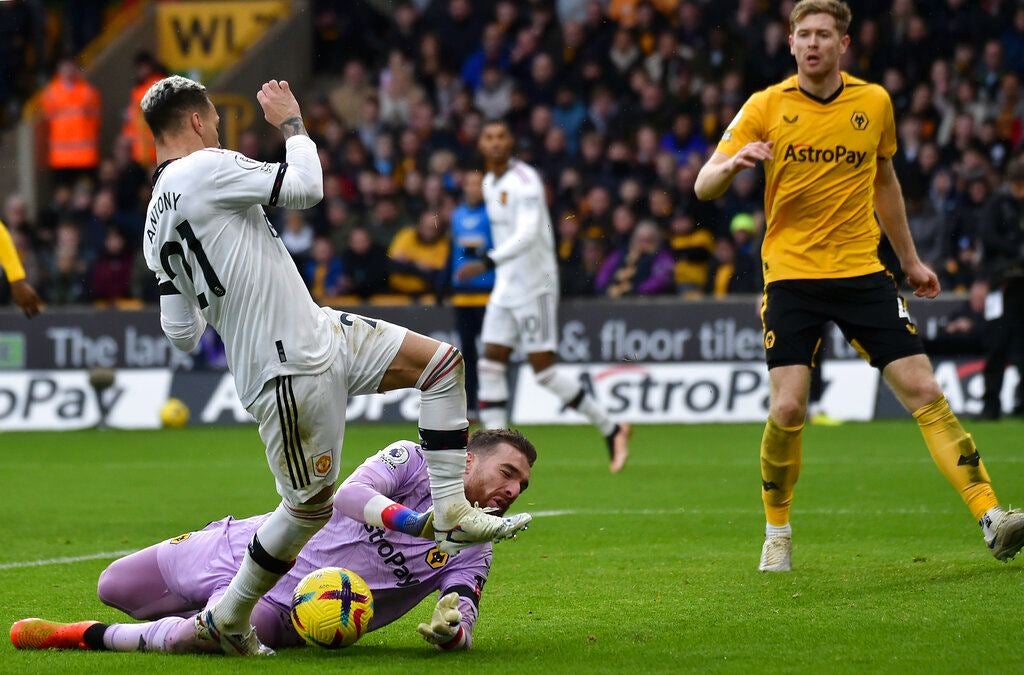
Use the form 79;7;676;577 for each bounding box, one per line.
10;430;535;655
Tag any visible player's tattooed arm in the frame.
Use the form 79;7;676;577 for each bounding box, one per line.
279;116;308;139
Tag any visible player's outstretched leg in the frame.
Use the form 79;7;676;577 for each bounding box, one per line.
885;355;1024;561
913;396;1024;560
10;616;216;654
407;337;530;552
531;356;630;472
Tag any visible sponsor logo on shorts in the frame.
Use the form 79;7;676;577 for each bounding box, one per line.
764;331;776;349
906;323;918;335
169;532;192;545
425;546;450;569
363;525;420;586
313;450;333;477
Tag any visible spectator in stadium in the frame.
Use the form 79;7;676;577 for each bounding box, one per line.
388;210;450;297
303;236;345;303
448;169;493;415
474;65;513;121
280;210;316;268
12;0;1024;316
88;228;133;303
121;52;165;167
906;194;950;278
922;283;987;359
341;226;389;299
41;58;101;188
596;220;675;298
328;60;374;128
976;156;1024;420
667;213;714;296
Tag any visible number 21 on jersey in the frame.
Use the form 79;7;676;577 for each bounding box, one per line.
160;220;226;309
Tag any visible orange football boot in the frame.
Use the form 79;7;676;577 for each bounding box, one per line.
10;618;101;650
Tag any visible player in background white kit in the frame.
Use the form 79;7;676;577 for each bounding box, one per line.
138;77;530;656
456;119;630;472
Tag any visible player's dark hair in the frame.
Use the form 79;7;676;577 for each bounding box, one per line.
481;117;512;133
141;77;212;140
468;429;537;466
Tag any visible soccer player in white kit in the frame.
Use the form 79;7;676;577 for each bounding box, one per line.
456;119;630;472
134;77;529;655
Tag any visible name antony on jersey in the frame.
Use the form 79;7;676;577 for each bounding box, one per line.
782;143;867;167
146;191;182;243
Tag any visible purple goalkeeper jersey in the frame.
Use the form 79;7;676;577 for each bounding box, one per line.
255;440;492;634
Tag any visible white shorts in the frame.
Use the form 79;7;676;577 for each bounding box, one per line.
481;294;559;354
246;310;407;503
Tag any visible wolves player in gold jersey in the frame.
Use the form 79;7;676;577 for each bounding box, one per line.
696;0;1024;571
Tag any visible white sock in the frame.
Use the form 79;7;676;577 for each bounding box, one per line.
534;366;616;436
209;554;280;633
478;406;508;429
478;358;509;429
423;448;469;529
209;501;330;633
103;617;186;652
766;522;792;539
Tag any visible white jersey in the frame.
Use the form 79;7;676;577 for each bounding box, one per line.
143;136;336;407
482;159;559;307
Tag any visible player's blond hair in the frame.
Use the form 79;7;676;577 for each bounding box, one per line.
789;0;852;36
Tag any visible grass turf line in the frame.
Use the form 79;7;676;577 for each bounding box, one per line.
1;422;1023;673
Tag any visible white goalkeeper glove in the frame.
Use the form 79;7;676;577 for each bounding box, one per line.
417;592;467;650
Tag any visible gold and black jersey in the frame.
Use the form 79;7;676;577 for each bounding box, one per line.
716;72;897;284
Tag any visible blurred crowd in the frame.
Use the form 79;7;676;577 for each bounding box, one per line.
4;0;1024;309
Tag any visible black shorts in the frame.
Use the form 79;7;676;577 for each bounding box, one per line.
761;271;925;371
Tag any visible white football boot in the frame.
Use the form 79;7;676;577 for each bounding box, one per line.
435;502;532;555
982;508;1024;561
758;536;792;572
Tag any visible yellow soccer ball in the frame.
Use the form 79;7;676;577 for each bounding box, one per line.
159;398;190;428
291;567;374;649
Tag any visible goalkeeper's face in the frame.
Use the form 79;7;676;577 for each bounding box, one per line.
464;443;532;516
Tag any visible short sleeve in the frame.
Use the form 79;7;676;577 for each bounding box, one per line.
212;151;289;209
877;89;897;159
716;92;767;157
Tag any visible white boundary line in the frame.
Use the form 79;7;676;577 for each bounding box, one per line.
0;550;136;571
0;506;960;571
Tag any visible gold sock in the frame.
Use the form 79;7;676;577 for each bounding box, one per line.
760;417;804;527
913;396;998;520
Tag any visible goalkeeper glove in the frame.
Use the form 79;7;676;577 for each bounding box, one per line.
417;592;467;650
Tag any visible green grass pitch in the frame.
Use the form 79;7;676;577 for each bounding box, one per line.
2;421;1023;673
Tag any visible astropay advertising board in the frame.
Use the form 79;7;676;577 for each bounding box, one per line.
0;298;1014;429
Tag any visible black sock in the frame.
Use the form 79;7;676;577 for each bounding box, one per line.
83;622;109;650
